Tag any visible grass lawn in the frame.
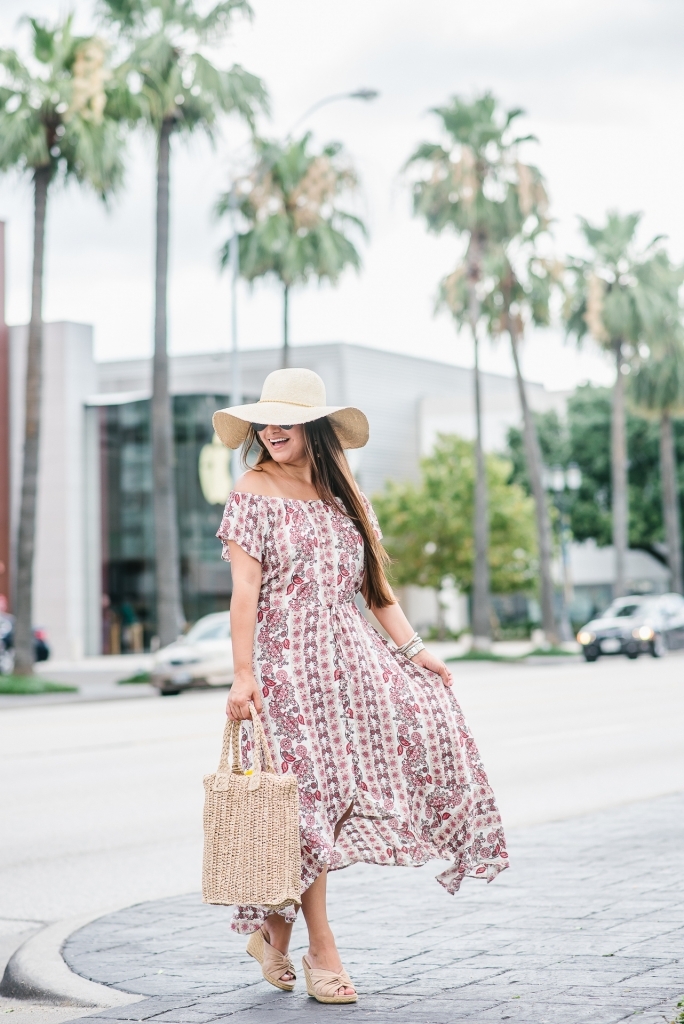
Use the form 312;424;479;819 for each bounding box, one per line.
118;671;152;685
449;650;513;662
0;675;77;694
448;646;577;663
525;647;576;657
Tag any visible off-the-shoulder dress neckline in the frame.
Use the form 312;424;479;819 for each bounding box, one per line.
233;490;326;506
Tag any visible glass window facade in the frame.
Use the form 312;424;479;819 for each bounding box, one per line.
100;394;237;652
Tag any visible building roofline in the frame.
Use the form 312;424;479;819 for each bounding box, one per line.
97;339;560;392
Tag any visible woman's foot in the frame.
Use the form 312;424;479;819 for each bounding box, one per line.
261;920;295;985
246;917;295;990
305;941;356;998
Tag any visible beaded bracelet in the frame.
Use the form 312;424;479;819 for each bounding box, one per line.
396;633;425;660
403;640;425;660
396;633;419;656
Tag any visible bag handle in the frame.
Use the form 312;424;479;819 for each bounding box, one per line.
249;704;276;772
218;719;242;774
217;704;276;791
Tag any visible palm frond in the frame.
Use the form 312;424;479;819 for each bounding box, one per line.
0;14;125;195
218;130;365;292
565;211;683;358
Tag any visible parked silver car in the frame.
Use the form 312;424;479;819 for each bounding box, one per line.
577;593;684;661
151;612;233;696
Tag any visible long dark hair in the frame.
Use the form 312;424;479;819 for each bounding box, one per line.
242;418;395;608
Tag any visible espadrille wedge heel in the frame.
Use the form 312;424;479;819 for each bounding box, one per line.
302;955;357;1004
246;927;296;991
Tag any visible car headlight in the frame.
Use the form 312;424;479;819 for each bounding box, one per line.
577;630;596;645
632;626;654;641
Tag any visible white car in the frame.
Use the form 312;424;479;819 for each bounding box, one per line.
151;612;233;696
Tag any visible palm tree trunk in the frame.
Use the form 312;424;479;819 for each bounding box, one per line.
282;283;289;369
612;341;628;598
508;322;558;645
152;118;185;647
13;167;51;675
660;410;682;594
467;239;490;648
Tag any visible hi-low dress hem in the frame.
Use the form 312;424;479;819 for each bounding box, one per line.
217;491;508;934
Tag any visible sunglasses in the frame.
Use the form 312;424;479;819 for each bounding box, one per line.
251;423;294;432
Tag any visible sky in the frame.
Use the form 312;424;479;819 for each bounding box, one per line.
1;0;683;392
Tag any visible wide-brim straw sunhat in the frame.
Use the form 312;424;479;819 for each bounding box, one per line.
212;368;369;450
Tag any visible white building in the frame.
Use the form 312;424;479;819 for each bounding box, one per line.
4;323;572;658
568;540;671;624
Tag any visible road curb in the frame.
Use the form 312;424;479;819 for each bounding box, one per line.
0;908;146;1008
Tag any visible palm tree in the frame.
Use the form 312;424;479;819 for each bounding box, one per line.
101;0;267;646
217;132;365;368
564;212;682;597
0;17;124;674
454;244;564;644
406;92;542;648
630;333;684;594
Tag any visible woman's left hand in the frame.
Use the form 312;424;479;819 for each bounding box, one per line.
410;648;453;687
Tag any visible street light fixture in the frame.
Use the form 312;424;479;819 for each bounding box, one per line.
550;465;566;493
566;463;582;492
287;88;380;136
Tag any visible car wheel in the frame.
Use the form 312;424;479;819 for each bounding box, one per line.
583;647;599;662
626;650;639;659
650;634;666;658
160;687;182;697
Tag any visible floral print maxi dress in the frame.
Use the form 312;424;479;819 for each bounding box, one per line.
217;490;508;933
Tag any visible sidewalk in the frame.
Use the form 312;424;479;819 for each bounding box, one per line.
52;793;683;1024
0;655;156;709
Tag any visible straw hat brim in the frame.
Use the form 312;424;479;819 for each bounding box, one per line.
212;402;369;450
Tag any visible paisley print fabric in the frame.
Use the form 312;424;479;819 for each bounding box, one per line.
217;490;508;933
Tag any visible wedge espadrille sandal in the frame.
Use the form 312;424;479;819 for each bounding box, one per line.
302;955;357;1004
246;927;296;991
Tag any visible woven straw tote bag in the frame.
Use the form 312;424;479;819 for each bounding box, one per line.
202;704;302;911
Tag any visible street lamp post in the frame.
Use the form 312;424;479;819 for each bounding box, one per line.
545;463;582;641
224;86;379;479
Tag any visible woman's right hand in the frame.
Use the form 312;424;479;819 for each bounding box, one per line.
226;668;263;720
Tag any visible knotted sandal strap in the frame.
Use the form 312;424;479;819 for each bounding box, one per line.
262;943;296;985
302;956;357;1004
246;927;296;992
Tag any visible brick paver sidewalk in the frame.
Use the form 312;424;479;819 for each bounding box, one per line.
62;794;684;1024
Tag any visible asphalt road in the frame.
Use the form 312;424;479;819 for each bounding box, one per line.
1;650;683;1018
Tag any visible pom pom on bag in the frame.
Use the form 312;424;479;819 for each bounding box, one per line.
202;704;302;911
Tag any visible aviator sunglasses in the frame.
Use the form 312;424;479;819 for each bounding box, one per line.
251;423;294;432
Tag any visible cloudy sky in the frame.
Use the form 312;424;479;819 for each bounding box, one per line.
0;0;682;391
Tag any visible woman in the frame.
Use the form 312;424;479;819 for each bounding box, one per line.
213;368;508;1005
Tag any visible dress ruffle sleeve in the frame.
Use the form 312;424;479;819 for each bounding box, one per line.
360;491;383;540
216;491;267;563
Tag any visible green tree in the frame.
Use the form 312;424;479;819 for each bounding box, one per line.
506;385;684;565
629;338;684;593
406;92;542;647
0;16;124;674
564;212;682;596
217;132;365;368
506;408;570;488
374;435;537;599
101;0;267;645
